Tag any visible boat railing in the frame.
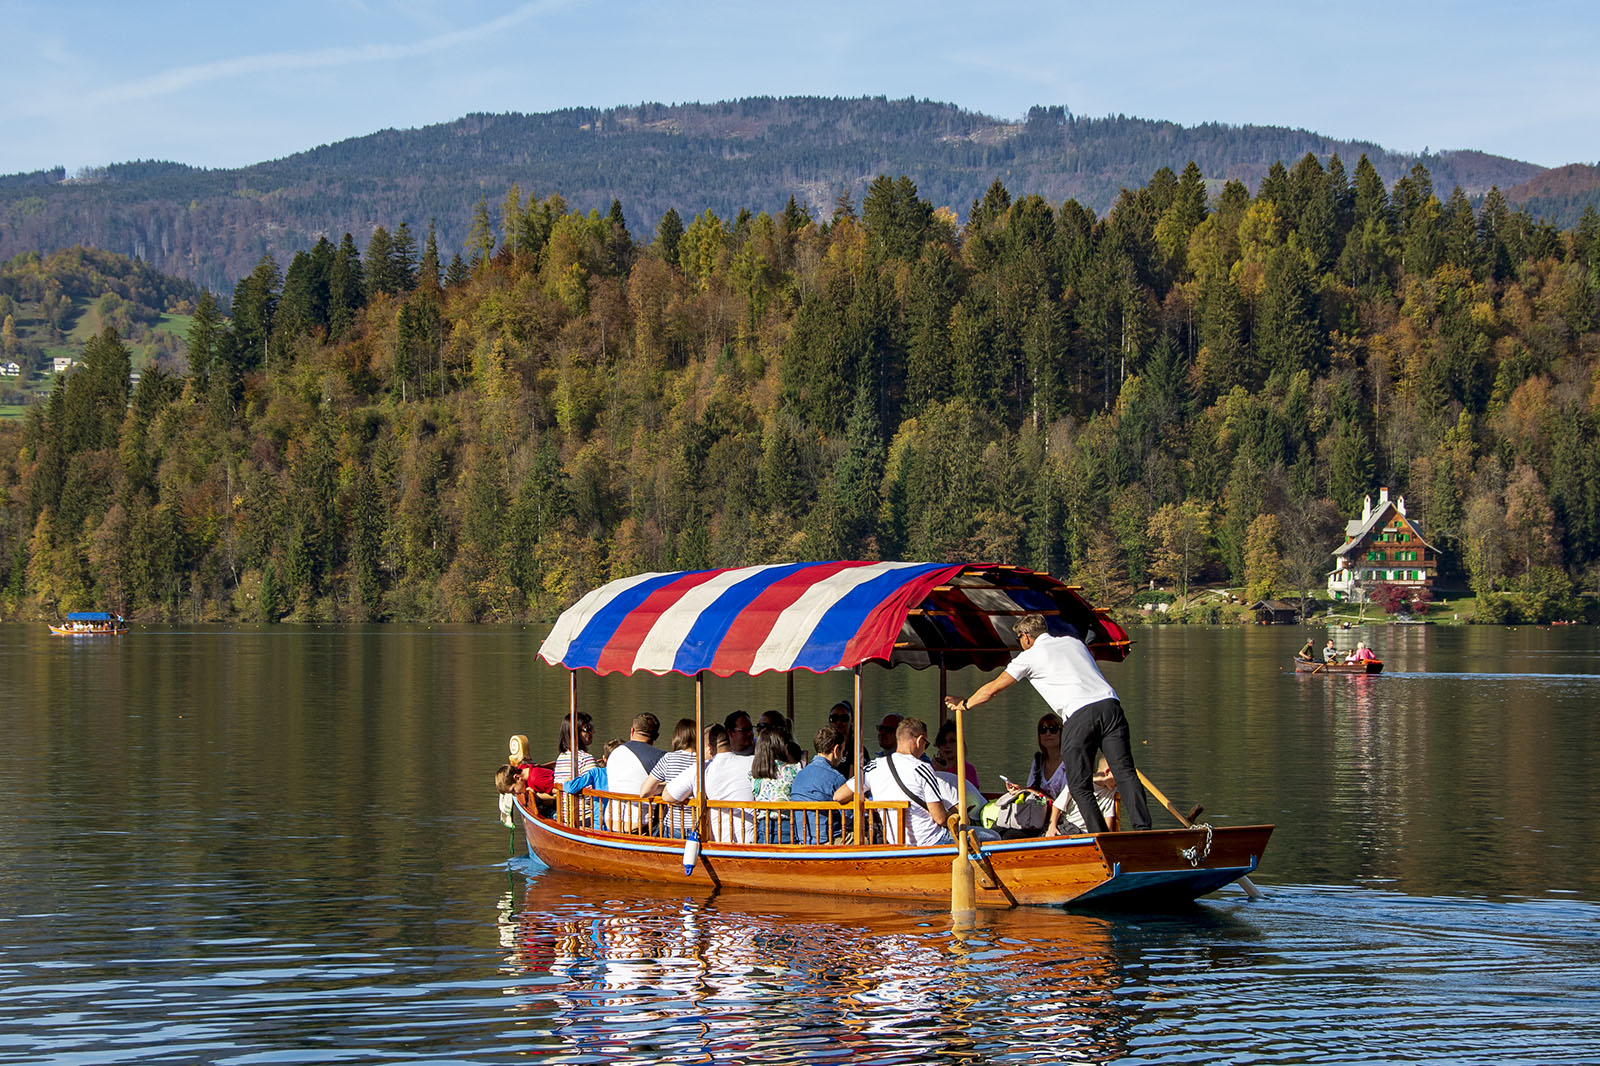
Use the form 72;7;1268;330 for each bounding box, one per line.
556;790;911;847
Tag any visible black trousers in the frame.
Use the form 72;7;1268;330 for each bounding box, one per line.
1060;698;1152;832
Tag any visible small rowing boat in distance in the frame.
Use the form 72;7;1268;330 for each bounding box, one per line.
1293;657;1383;675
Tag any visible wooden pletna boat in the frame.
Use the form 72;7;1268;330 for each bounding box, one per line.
48;611;128;635
1293;657;1383;675
515;561;1272;910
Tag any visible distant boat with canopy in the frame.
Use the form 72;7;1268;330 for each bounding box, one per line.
48;611;128;635
510;561;1272;911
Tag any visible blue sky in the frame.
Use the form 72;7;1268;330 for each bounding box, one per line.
4;0;1597;177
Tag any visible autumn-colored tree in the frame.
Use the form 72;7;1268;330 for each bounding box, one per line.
1243;513;1285;602
1148;500;1213;601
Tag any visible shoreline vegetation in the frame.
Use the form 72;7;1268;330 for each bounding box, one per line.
2;156;1599;627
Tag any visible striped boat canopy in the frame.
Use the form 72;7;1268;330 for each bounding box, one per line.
538;561;1130;677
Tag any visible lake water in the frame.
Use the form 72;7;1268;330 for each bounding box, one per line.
2;622;1597;1064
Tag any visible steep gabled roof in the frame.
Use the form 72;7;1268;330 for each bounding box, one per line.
1333;494;1436;559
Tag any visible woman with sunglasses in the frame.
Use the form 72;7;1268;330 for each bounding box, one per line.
1020;714;1066;799
1013;714;1116;834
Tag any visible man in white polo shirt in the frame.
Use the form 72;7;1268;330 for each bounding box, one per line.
945;613;1151;833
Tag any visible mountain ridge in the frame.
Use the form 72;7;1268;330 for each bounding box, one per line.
0;96;1566;290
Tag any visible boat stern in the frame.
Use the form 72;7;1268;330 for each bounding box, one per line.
1068;825;1273;907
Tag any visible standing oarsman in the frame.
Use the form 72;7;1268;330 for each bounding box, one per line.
945;613;1151;833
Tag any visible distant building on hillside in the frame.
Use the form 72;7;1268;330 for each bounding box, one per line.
0;362;19;377
1327;488;1438;603
52;356;76;375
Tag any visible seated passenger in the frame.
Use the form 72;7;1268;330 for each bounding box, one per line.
640;718;698;836
495;763;520;827
1014;714;1113;836
724;710;756;756
664;724;755;842
874;713;903;760
603;713;664;832
749;725;802;842
550;713;596;785
792;724;851;843
930;720;982;792
838;717;955;846
1323;639;1338;663
507;734;555;815
563;739;624;829
1046;756;1117;836
1297;638;1315;662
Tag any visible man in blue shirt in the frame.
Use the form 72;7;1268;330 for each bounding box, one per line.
791;723;850;844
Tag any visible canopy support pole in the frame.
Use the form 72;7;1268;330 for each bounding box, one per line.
852;666;865;844
567;670;578;825
694;670;706;840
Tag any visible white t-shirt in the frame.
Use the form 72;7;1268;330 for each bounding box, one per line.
665;752;755;841
1005;633;1117;719
861;753;956;846
602;741;663;831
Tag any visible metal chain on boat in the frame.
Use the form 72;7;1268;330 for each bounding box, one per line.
1180;823;1214;867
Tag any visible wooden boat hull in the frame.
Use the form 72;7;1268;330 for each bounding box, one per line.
517;803;1271;909
1294;658;1382;674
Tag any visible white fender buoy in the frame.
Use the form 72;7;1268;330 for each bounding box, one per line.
682;828;700;876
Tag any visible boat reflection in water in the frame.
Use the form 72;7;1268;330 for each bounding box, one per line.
496;869;1141;1065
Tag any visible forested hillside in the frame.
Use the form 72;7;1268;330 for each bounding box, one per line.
0;247;200;404
0;97;1551;292
2;152;1598;625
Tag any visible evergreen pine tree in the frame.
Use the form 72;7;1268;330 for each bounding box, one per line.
328;234;365;337
418;220;442;292
366;226;396;296
185;289;224;388
390;222;418;292
655;208;684;263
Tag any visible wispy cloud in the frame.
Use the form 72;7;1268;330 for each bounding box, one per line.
25;0;570;114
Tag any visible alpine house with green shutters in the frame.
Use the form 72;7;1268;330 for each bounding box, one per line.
1327;488;1438;603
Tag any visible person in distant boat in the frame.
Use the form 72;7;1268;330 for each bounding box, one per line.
1296;638;1316;662
1323;639;1338;663
551;712;596;785
945;613;1152;833
1346;641;1378;664
602;713;664;832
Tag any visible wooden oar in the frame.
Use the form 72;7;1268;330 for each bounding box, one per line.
1137;771;1263;900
